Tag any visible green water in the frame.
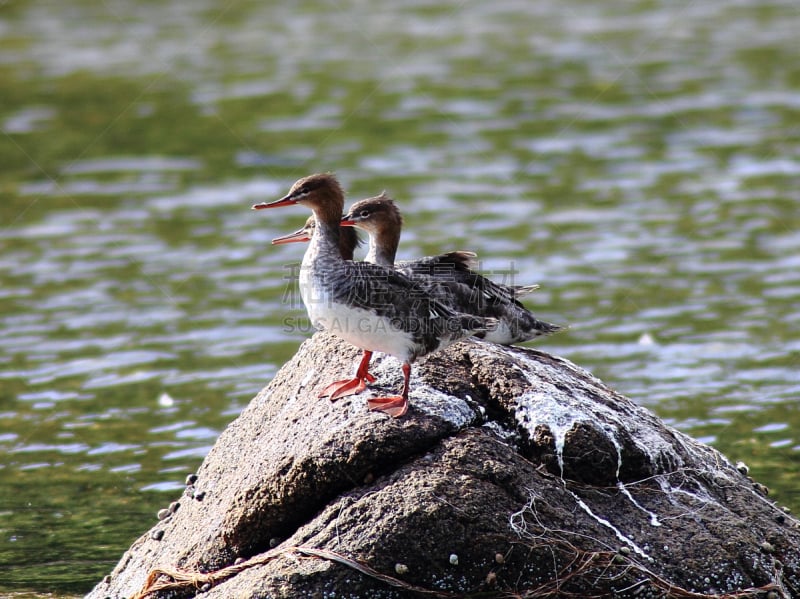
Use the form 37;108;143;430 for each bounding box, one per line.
1;0;799;595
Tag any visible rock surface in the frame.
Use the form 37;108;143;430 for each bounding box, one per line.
88;332;800;598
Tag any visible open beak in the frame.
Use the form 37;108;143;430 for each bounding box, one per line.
340;217;356;227
252;195;297;210
271;229;311;245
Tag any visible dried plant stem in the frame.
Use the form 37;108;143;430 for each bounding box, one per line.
131;545;460;599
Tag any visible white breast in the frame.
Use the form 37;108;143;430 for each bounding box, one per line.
301;279;415;361
299;249;417;362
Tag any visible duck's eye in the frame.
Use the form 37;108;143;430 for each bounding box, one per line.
360;210;369;218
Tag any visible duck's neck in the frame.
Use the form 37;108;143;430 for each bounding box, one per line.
304;212;343;271
338;227;357;261
366;227;399;267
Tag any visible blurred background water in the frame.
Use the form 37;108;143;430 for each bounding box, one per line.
1;0;799;595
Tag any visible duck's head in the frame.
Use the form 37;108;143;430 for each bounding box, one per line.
340;192;402;237
253;173;344;222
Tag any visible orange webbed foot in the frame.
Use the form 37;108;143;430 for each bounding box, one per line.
318;377;367;400
319;351;376;401
367;396;408;418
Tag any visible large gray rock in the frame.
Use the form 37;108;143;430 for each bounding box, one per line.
89;332;800;598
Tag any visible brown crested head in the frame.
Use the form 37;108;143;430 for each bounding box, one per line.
253;173;345;224
341;192;402;236
300;215;315;236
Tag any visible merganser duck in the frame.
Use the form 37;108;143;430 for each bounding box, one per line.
253;173;495;417
272;217;370;399
340;194;562;344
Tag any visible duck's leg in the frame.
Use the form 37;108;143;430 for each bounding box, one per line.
319;351;376;400
367;362;410;418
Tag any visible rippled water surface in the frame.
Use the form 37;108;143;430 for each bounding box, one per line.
1;0;799;595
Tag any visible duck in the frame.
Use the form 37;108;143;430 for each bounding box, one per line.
340;193;562;344
272;218;370;398
253;173;495;417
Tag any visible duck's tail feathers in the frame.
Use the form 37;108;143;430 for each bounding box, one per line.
513;283;540;297
517;319;565;341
